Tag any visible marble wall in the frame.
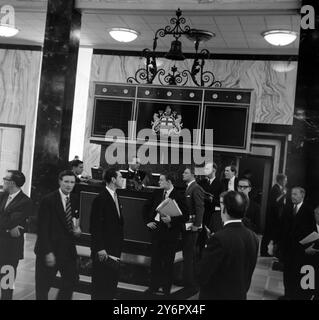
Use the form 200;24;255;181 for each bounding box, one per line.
82;54;297;173
0;49;41;195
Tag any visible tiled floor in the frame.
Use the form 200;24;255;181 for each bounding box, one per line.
11;233;284;300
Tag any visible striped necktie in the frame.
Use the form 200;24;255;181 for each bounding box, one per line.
65;196;73;232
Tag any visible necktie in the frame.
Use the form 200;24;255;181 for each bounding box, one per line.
5;195;13;209
65;196;73;233
114;192;121;217
293;204;298;216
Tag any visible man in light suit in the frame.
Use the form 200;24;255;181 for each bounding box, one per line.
90;167;124;300
182;166;205;289
199;191;259;300
0;170;33;300
34;170;81;300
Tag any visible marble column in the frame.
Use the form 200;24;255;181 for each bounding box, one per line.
31;0;81;205
288;0;319;203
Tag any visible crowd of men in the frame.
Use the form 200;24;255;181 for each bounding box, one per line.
0;162;319;300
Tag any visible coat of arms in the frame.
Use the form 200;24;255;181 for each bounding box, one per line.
151;105;183;137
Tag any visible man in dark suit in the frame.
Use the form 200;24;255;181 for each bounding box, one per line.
34;170;81;300
198;162;222;256
261;173;287;256
221;165;238;192
199;191;259;300
301;205;319;300
237;178;260;233
276;187;314;300
144;172;188;296
125;156;148;190
0;170;33;300
90;167;124;300
182;166;205;289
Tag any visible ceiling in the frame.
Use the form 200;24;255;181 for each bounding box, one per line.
0;0;302;55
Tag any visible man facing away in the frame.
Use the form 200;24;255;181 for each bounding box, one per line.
144;172;188;297
0;170;33;300
199;191;259;300
182;166;205;289
90;167;124;300
34;170;81;300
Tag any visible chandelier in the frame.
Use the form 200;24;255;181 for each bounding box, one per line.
127;8;221;87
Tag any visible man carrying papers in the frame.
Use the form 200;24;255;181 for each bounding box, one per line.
143;172;188;297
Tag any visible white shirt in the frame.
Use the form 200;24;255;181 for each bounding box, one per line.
295;201;303;214
105;186;120;217
209;177;216;185
316;224;319;233
224;219;242;226
228;176;235;191
59;189;70;211
164;186;174;198
105;186;116;200
187;180;196;190
5;190;21;208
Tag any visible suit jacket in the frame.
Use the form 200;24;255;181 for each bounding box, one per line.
198;177;222;211
199;222;259;300
242;199;260;234
266;184;286;238
185;181;205;228
277;201;314;261
0;191;33;261
221;177;239;192
90;189;124;259
143;188;189;241
34;190;79;259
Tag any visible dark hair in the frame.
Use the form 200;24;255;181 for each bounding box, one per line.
225;165;237;175
160;172;176;185
58;170;76;181
184;165;195;175
223;191;246;219
276;173;287;184
7;170;25;188
70;160;83;168
103;167;119;184
238;178;252;187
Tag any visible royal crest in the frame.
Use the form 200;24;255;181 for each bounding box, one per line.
151;105;183;136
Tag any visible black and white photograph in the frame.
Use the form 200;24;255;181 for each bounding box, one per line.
0;0;319;308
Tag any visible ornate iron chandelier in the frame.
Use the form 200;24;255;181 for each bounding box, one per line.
127;8;221;87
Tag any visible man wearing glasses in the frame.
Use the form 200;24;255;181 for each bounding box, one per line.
237;178;260;233
0;170;33;300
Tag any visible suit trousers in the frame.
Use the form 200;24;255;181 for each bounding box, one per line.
35;255;78;300
150;233;179;293
0;260;18;300
91;258;120;300
182;231;199;287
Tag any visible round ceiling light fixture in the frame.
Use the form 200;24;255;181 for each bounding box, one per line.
262;30;298;46
109;28;139;42
0;24;19;37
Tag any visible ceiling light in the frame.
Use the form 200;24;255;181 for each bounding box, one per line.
0;24;19;37
262;30;297;46
109;28;139;42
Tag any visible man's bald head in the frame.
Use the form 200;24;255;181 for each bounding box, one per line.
223;191;247;219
